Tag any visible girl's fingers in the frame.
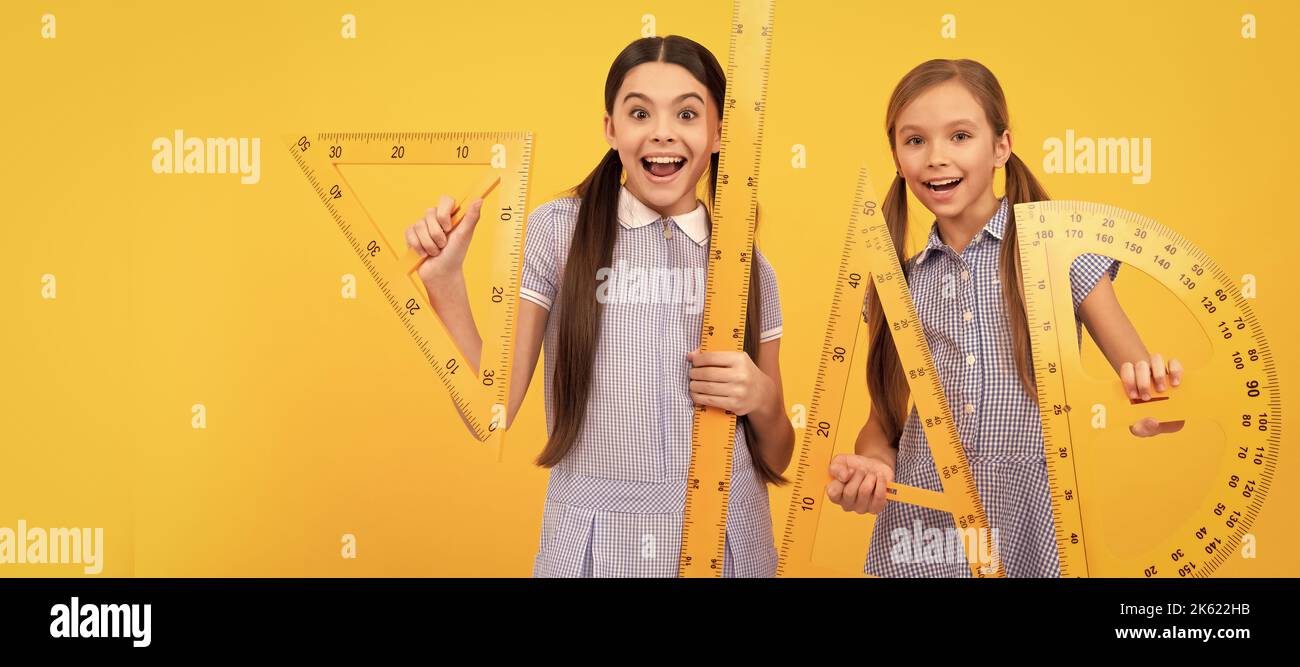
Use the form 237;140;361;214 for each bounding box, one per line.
413;222;440;257
1151;353;1167;392
435;195;456;232
461;198;484;231
1129;417;1159;437
405;225;427;257
827;478;845;505
829;455;850;483
873;470;894;512
853;474;877;514
1120;362;1136;399
1169;358;1184;387
425;217;447;250
1134;360;1152;400
691;392;732;412
1154;353;1175;390
867;474;889;513
688;365;738;383
689;350;737;368
840;469;867;507
689;379;730;397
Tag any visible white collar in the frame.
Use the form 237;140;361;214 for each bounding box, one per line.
616;185;709;246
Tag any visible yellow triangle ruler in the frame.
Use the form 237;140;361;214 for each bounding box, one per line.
678;0;776;577
284;132;534;452
1016;201;1280;577
777;166;1001;578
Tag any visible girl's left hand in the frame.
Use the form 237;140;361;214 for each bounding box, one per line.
1120;352;1183;401
1121;352;1187;437
687;348;771;416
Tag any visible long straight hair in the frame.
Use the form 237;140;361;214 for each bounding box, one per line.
536;35;784;485
867;59;1050;446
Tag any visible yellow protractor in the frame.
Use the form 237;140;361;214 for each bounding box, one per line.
678;0;776;577
1015;201;1280;577
284;131;534;451
777;166;1002;578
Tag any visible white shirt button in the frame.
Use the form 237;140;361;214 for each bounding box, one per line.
963;310;973;322
960;270;971;281
966;354;976;365
964;403;976;415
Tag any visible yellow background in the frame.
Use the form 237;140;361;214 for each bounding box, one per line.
2;0;1295;576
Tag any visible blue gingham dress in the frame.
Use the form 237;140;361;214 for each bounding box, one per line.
519;186;783;577
862;197;1119;577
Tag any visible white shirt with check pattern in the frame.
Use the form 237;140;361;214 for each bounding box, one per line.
862;197;1119;577
520;186;783;577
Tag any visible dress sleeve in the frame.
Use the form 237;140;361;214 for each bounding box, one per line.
519;202;559;311
1069;252;1121;318
754;247;782;343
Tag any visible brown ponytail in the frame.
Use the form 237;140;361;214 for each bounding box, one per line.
535;147;621;468
999;151;1051;397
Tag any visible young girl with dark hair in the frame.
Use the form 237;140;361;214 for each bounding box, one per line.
406;35;793;577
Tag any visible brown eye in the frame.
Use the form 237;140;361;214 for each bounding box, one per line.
632;109;649;120
679;109;697;120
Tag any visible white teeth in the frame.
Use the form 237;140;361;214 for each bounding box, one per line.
927;177;961;186
644;156;685;164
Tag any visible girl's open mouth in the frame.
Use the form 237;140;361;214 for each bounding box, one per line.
925;177;962;193
642;155;686;181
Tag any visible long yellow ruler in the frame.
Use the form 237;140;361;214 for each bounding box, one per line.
284;132;534;451
678;0;776;577
1016;201;1280;577
777;167;1002;578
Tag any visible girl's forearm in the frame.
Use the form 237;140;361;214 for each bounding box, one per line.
421;275;488;439
855;411;898;472
425;274;483;373
1079;276;1151;374
747;375;795;475
1094;315;1150;374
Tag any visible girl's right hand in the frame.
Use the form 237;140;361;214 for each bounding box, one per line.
827;453;895;515
405;194;485;286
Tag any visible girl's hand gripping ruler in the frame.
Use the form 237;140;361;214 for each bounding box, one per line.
777;167;1003;579
285;132;534;453
678;0;775;577
1016;201;1279;577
